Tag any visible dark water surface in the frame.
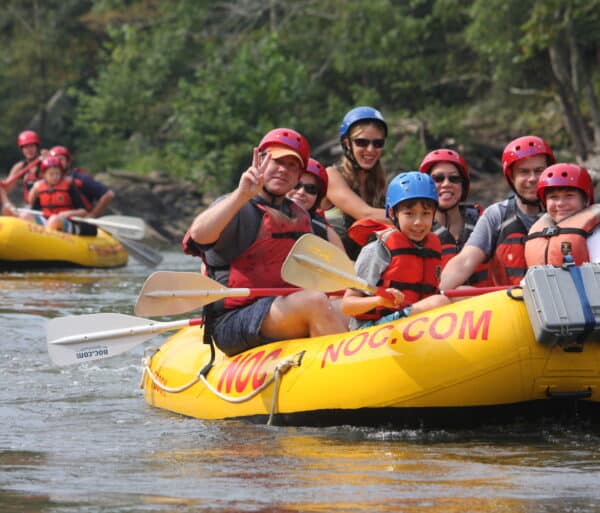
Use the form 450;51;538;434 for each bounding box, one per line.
2;252;600;513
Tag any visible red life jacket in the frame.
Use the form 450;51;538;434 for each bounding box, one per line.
433;205;490;287
488;197;535;286
21;159;42;202
377;229;442;313
525;205;600;266
224;201;311;309
37;177;76;217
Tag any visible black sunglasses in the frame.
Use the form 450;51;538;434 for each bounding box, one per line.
431;174;463;184
352;138;385;149
294;182;320;195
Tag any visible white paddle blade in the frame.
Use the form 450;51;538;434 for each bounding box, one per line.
134;271;243;316
46;313;197;366
71;215;146;240
47;313;157;366
282;234;373;293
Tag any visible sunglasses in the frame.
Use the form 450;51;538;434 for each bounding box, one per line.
294;182;320;195
431;174;463;184
352;138;385;149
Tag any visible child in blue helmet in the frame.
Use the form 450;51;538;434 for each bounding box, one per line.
341;171;450;329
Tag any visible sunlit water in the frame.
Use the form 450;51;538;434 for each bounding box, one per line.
1;251;600;512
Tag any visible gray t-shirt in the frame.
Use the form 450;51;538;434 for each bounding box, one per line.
349;239;391;330
465;198;540;258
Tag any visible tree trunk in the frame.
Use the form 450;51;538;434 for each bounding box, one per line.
548;41;589;160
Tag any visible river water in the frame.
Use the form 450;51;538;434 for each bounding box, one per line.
2;251;600;513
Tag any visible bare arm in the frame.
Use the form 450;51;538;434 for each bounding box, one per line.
438;245;487;291
189;149;270;245
325;166;387;222
340;287;404;317
4;162;24;193
88;189;115;218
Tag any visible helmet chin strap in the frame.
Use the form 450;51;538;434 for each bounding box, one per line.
262;185;284;205
343;142;367;172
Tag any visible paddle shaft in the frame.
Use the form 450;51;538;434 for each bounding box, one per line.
51;317;202;346
0;157;41;188
144;287;300;299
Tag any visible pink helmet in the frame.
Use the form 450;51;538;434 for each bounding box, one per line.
537;163;594;206
419;148;469;201
258;128;310;170
40;156;65;173
305;158;328;196
50;145;71;160
502;135;555;183
17;130;40;147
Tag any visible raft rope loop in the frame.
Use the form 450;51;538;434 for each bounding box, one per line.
141;347;305;423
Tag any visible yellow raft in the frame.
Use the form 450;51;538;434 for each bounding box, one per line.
0;216;128;269
142;289;600;427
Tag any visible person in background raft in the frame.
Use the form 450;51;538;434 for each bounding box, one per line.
341;172;449;331
287;157;344;250
5;130;46;202
419;149;489;286
324;106;389;259
439;135;556;291
26;156;97;235
183;128;348;357
525;163;600;266
50;146;115;218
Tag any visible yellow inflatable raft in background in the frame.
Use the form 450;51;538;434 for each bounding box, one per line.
0;216;127;269
142;289;600;427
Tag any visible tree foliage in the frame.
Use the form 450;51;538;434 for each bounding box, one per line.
1;0;599;192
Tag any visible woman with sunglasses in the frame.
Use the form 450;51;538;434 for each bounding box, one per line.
287;158;344;250
419;149;489;286
324;106;390;259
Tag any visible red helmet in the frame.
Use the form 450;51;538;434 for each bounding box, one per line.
40;156;65;173
305;158;328;195
502;135;555;183
419;148;469;201
537;163;594;206
50;145;71;160
17;130;40;147
258;128;310;170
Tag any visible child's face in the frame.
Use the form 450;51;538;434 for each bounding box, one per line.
393;200;435;242
545;187;586;223
44;167;63;186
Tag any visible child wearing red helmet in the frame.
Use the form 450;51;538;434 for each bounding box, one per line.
27;156;96;235
525;163;600;266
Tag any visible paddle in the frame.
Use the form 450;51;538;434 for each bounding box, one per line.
70;215;146;240
47;313;203;366
282;234;509;299
134;271;300;316
115;236;163;268
0;157;41;188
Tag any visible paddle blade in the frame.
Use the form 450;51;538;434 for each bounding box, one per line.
282;234;372;293
116;237;163;267
71;215;146;240
47;313;157;366
135;271;231;316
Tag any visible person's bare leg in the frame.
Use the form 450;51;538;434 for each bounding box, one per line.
260;290;348;340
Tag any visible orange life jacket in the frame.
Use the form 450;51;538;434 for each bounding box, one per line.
224;201;311;309
37;177;76;217
525;205;600;266
488;197;534;286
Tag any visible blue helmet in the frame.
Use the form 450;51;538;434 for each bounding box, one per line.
339;106;388;140
385;171;438;219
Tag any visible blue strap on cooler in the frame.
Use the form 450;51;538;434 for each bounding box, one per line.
563;255;596;342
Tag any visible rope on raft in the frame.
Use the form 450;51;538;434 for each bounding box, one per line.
140;348;304;424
